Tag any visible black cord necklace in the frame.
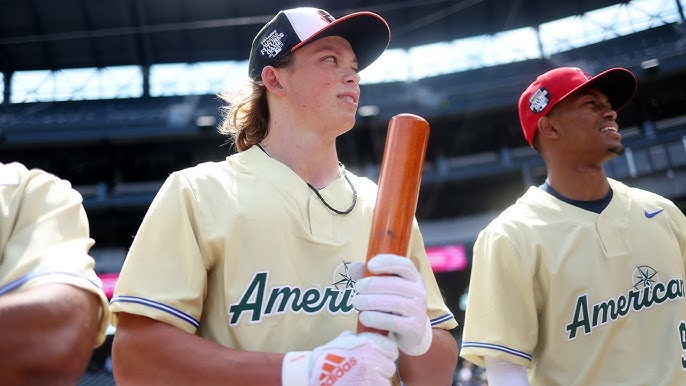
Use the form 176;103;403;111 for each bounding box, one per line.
255;143;357;215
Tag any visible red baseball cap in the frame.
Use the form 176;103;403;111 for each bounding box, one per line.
518;67;637;148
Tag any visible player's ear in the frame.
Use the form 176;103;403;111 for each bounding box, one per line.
262;66;286;95
537;116;559;141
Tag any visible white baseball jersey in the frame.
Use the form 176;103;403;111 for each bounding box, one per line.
110;146;456;355
0;162;111;346
460;178;686;385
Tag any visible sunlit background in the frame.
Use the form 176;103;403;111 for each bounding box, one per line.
3;0;678;102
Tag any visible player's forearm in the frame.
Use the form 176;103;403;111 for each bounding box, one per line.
0;284;101;385
113;313;285;385
397;328;458;385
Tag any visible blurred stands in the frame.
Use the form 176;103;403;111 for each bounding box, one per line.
360;58;552;122
552;24;686;74
1;21;685;245
0;95;220;144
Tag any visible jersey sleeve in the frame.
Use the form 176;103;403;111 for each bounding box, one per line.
459;229;538;367
409;222;458;331
109;171;210;334
0;163;111;346
667;201;686;267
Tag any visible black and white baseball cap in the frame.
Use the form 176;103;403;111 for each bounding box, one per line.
248;7;390;80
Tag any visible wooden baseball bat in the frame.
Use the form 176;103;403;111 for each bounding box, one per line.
356;113;430;335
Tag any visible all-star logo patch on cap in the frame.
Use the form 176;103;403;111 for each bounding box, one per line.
248;7;390;80
517;67;637;148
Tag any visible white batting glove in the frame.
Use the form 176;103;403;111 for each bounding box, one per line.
351;254;433;356
282;331;399;386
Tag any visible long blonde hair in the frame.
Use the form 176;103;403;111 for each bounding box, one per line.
217;53;294;152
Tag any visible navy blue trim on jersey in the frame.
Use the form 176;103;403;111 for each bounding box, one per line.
110;295;200;328
461;341;532;361
0;271;102;296
539;181;613;214
430;313;455;326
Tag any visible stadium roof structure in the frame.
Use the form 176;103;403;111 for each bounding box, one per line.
0;0;629;73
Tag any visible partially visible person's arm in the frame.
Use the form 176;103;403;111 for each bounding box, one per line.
113;313;400;386
398;328;458;386
484;356;530;386
0;283;102;386
113;313;284;385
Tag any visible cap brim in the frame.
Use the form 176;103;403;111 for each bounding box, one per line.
291;12;390;72
589;68;637;112
563;68;637;112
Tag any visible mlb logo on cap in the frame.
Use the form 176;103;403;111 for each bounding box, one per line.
259;30;287;59
528;87;550;113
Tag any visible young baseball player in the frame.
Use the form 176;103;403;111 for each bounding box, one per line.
0;162;111;384
109;7;458;386
459;66;686;385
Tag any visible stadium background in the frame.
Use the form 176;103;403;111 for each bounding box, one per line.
1;0;685;384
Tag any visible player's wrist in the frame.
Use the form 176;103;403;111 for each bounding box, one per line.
281;351;311;386
398;316;432;356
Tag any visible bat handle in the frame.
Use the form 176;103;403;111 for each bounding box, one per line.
360;326;388;336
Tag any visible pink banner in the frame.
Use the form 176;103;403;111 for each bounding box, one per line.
98;272;119;299
425;244;468;272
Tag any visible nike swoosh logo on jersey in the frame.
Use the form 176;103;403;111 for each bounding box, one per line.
644;208;664;218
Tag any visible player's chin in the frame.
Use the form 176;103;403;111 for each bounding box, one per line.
608;143;625;156
336;110;357;129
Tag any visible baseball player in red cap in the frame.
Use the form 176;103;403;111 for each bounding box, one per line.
460;67;686;385
110;7;458;386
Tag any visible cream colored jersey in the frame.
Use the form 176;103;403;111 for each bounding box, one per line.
0;162;111;346
110;145;456;353
460;178;686;385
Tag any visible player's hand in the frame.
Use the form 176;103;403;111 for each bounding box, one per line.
281;331;398;386
352;254;433;356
